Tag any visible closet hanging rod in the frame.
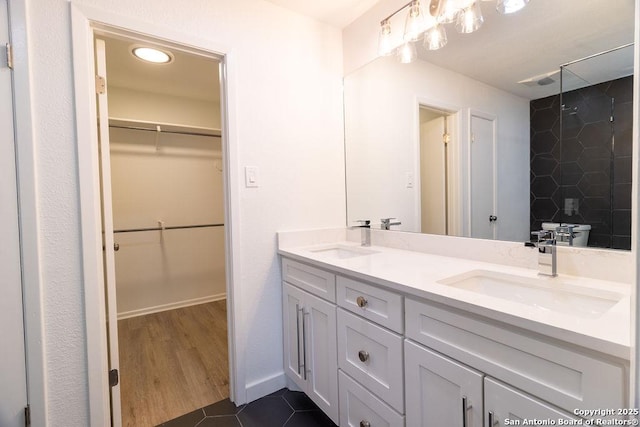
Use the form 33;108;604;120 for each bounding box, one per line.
113;223;224;233
109;124;222;138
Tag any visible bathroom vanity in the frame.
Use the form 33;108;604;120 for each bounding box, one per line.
278;229;631;427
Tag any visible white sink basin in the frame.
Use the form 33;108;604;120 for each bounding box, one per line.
438;270;623;319
310;245;378;259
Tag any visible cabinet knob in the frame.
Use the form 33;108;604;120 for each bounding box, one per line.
114;243;120;251
356;296;368;308
360;421;371;427
358;350;370;363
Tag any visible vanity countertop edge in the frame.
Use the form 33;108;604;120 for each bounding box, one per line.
278;240;631;361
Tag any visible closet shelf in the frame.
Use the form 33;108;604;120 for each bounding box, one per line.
109;117;222;137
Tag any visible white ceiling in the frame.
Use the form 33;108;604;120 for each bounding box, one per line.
264;0;382;27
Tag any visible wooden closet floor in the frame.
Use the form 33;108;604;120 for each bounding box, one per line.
118;300;229;427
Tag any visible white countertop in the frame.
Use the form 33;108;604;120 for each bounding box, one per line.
278;240;631;360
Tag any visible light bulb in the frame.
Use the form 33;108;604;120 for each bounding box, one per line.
378;21;394;56
424;25;447;50
404;0;427;42
455;1;483;34
496;0;529;14
397;41;417;64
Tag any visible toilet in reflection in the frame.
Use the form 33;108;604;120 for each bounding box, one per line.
542;222;591;247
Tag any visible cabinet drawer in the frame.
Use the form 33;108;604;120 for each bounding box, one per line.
337;276;403;333
405;298;627;414
282;258;336;302
339;370;404;427
338;309;404;412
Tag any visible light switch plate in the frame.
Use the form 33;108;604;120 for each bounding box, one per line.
406;172;414;188
245;166;259;187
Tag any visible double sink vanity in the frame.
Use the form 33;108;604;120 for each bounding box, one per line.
278;228;631;426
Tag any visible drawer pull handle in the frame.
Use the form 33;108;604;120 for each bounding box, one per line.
360;421;371;427
489;411;497;426
358;350;370;363
462;396;469;427
356;296;368;308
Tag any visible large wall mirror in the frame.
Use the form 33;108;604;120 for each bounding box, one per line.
344;0;635;250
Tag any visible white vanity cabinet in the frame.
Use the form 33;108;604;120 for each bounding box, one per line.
280;254;628;427
282;260;339;424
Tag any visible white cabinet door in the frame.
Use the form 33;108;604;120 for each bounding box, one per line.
405;341;483;427
283;283;307;391
484;377;580;426
305;290;338;423
283;282;338;424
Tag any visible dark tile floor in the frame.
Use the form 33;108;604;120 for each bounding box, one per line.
157;388;338;427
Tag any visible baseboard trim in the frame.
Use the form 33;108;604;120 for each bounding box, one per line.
117;293;226;320
245;372;287;403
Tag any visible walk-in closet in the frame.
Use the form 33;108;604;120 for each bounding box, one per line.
99;33;228;426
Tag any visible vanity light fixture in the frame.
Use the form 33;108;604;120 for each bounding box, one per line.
377;0;528;63
131;46;174;64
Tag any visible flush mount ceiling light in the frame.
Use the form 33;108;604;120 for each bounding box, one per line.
131;46;174;64
377;0;528;63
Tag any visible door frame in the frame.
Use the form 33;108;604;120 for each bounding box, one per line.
70;4;244;425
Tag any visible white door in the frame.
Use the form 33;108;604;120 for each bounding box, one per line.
420;116;447;235
0;1;29;425
405;341;483;427
469;114;496;239
484;378;580;426
95;38;122;426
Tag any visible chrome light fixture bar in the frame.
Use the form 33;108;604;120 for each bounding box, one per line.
377;0;529;62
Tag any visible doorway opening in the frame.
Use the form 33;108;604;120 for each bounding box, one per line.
94;29;232;426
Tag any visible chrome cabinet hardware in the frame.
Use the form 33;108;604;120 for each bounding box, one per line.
356;296;368;308
360;421;371;427
462;396;470;427
296;304;303;375
113;243;120;251
358;350;370;363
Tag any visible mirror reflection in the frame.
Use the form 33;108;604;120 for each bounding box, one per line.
344;0;635;249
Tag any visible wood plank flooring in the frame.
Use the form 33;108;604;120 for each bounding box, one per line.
118;301;229;427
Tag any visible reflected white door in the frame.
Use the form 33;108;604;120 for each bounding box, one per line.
95;38;122;426
0;0;29;425
469;114;496;239
420;116;447;234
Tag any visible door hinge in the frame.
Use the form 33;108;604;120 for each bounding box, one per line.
95;75;106;94
109;369;119;387
24;404;31;426
5;43;13;69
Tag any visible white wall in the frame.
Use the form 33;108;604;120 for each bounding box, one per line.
19;0;345;424
109;87;222;129
344;54;530;241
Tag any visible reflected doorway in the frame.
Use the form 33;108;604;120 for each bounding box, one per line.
419;106;452;235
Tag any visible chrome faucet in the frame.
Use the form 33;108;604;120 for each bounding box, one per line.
352;220;371;247
529;230;557;277
380;218;401;230
555;224;576;246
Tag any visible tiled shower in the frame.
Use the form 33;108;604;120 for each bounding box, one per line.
530;75;633;250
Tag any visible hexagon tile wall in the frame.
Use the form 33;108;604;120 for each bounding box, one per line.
530;75;633;250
